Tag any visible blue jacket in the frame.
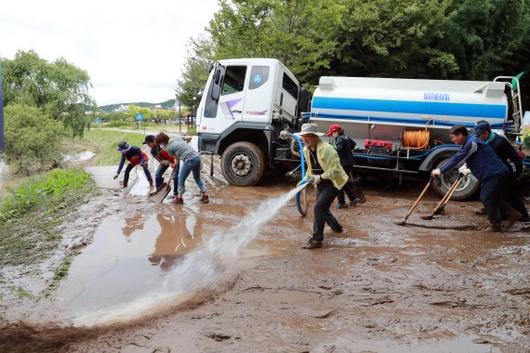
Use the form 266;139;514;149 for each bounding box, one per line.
116;146;146;174
440;135;508;182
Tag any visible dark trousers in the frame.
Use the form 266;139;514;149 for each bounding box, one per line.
337;165;358;205
155;164;178;192
124;163;153;186
480;173;508;226
506;174;529;219
313;182;342;241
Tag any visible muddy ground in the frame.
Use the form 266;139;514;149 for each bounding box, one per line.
1;164;529;353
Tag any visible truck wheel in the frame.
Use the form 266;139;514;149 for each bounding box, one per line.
221;142;266;186
431;158;479;200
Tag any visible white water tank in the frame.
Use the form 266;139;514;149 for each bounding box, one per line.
311;76;508;129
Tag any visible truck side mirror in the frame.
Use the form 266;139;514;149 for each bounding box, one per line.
211;85;221;102
210;67;225;102
213;69;221;84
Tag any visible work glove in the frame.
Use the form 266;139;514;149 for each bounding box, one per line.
458;165;471;177
431;168;441;177
113;174;119;180
307;175;321;185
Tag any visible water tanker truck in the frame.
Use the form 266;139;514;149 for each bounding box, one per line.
196;58;527;198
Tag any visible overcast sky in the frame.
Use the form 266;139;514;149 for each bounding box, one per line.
0;0;219;105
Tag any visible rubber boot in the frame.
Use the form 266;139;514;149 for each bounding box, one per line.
353;184;366;203
502;206;522;229
302;237;322;249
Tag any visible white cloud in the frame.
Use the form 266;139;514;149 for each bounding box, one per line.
0;0;218;105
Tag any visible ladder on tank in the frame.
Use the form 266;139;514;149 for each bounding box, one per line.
494;75;524;134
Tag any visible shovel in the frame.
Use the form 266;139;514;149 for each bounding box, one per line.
148;165;178;203
421;174;463;220
397;177;433;226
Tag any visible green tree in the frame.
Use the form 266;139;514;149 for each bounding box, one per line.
3;104;65;175
1;50;94;137
177;36;216;114
439;0;530;80
128;105;151;121
209;0;346;83
332;0;458;79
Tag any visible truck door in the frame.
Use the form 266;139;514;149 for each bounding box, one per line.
201;65;248;134
243;65;272;123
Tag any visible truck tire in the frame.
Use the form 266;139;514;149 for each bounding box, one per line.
221;142;266;186
431;158;479;200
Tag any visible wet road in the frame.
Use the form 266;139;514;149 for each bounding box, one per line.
1;162;529;353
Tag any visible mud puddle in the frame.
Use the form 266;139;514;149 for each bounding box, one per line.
54;206;276;318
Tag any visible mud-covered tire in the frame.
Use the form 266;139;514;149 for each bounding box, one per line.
431;158;479;200
221;142;266;186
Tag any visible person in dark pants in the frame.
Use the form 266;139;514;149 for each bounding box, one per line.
474;121;529;222
144;134;178;194
114;141;154;190
431;126;519;232
297;123;349;249
325;124;366;208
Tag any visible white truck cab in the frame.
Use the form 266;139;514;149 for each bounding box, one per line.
197;58;306;186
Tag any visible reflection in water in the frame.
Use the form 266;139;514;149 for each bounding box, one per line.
149;210;203;270
122;212;144;238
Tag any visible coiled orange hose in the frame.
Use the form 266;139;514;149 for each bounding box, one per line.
402;129;430;149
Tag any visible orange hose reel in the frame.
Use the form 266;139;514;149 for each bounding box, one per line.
402;129;430;149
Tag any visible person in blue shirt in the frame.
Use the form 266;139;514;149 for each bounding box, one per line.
474;121;528;222
431;125;520;232
114;141;154;191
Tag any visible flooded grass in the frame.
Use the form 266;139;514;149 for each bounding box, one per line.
0;168;95;281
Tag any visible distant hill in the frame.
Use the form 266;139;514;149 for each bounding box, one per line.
99;99;177;113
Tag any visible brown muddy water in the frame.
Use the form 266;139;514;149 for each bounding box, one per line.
1;163;529;353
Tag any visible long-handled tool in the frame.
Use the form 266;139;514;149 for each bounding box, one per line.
421;174;463;220
397;177;433;226
159;166;178;203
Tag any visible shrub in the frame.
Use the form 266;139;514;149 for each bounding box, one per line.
3;104;66;175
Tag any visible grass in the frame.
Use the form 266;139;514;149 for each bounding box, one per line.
85;129;146;165
64;127;197;166
0;168;93;223
63;129;146;166
53;257;73;282
0;168;95;266
16;287;35;299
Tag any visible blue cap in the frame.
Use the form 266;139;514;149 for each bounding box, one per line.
474;121;491;136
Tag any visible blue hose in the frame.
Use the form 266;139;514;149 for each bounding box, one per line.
291;134;307;216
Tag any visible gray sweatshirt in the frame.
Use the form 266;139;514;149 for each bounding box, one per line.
167;136;199;161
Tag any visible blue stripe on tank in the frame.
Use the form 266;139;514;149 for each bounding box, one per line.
309;112;505;129
312;97;506;119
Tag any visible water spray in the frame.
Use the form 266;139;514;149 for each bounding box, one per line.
72;182;309;327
